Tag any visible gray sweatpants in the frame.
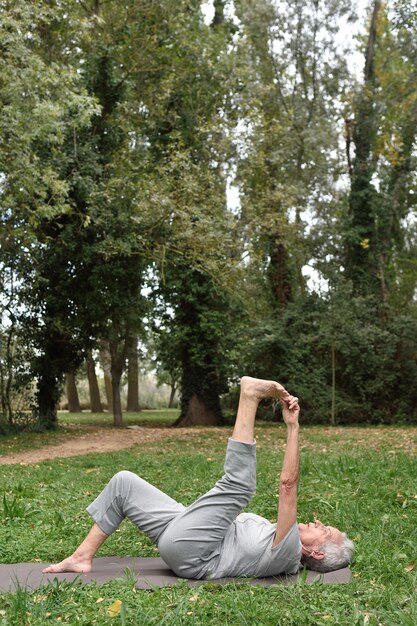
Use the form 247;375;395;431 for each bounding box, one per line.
86;438;256;578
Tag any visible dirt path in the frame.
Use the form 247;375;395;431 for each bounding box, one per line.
1;425;415;465
0;426;216;465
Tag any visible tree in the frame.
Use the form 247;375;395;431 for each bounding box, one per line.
146;2;242;425
126;337;140;412
99;344;113;412
155;261;241;426
344;0;417;302
85;351;103;413
234;0;351;311
0;0;100;429
66;373;81;413
2;0;416;432
150;329;181;409
3;0;173;427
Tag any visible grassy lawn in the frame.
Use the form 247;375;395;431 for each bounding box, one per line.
0;424;416;625
0;410;179;457
59;409;180;428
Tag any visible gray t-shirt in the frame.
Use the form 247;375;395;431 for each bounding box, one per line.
206;513;302;578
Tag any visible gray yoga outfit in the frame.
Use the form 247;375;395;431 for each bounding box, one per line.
86;438;301;579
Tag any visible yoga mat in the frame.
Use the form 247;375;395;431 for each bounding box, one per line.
0;557;351;592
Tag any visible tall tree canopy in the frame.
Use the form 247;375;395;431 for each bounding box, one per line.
1;0;416;429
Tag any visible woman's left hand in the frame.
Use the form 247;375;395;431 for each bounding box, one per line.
280;394;300;426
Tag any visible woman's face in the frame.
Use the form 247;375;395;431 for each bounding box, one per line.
298;519;344;553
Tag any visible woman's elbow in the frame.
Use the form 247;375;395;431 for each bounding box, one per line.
279;475;298;493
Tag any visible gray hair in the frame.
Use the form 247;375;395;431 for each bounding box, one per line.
301;534;355;573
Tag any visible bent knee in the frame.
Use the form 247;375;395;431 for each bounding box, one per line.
111;470;140;490
220;476;256;500
113;470;137;480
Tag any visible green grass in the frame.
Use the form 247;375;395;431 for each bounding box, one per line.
59;409;179;428
0;426;416;625
0;410;179;456
0;426;84;458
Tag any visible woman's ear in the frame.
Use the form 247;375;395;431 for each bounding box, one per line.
310;549;325;561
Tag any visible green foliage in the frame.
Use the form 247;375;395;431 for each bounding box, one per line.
233;1;417;426
140;2;244;422
0;0;101;429
0;0;416;430
153;261;245;423
234;0;351;306
344;1;417;299
243;289;417;424
0;2;99;224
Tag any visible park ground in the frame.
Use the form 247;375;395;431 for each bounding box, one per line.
0;410;416;625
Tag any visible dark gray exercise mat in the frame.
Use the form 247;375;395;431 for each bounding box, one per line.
0;557;352;592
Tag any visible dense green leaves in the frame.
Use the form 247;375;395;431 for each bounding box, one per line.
0;0;416;427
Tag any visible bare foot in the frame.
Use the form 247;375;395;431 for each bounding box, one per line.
42;555;92;574
240;376;289;401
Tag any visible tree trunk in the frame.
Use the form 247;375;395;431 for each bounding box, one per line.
99;342;113;411
330;343;336;426
66;372;81;412
37;366;60;430
168;382;177;409
174;344;224;426
109;334;130;428
86;350;103;412
111;372;124;428
1;319;15;424
170;282;225;427
126;336;140;411
269;236;292;308
345;0;382;296
174;393;223;426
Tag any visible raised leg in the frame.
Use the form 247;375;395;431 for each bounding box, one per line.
232;376;289;443
158;376;289;578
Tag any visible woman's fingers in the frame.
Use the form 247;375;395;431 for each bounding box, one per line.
287;396;299;410
281;394;299;410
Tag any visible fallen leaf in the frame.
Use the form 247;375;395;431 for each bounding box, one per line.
404;563;415;572
107;600;123;617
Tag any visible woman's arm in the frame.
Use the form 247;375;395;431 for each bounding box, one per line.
272;395;300;547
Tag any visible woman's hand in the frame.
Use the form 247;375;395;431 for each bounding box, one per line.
280;394;300;426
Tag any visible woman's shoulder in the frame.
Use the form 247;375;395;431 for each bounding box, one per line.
235;512;272;525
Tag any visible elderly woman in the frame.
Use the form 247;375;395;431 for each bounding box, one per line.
43;376;354;578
